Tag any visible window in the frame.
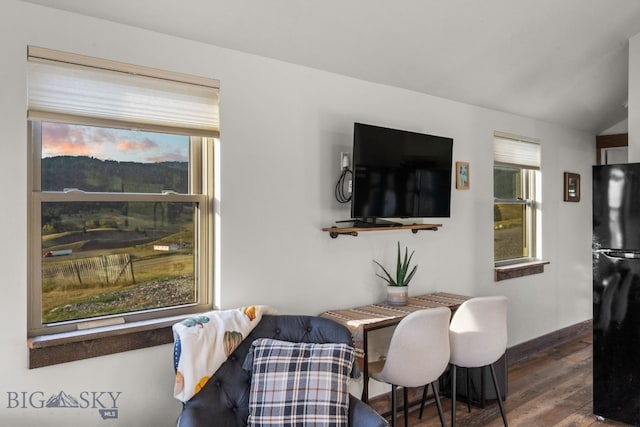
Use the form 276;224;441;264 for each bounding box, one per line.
493;133;541;265
27;47;219;337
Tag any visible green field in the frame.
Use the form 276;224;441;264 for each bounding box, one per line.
41;207;196;323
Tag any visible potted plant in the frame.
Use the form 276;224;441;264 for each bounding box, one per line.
373;242;418;306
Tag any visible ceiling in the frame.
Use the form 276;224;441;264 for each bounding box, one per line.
21;0;640;134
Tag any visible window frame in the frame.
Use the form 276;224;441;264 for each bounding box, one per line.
493;133;541;267
25;47;218;344
493;166;539;266
28;121;215;337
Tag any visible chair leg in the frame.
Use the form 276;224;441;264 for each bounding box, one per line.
403;387;408;427
465;367;471;413
391;384;397;427
432;381;446;427
419;383;429;419
480;365;486;408
451;364;457;427
489;363;508;427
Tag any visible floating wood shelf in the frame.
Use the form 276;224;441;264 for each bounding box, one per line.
322;223;442;238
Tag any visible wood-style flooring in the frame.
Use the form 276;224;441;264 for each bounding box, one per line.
392;333;630;427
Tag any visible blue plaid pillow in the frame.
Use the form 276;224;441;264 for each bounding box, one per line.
245;338;355;427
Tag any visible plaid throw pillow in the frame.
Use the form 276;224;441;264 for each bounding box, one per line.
245;338;355;427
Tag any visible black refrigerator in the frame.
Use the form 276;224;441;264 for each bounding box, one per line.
593;163;640;425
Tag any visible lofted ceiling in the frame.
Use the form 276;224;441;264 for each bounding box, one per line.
21;0;640;134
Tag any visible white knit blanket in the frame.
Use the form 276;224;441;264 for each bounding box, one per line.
172;305;277;402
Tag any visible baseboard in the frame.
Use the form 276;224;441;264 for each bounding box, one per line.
505;319;592;367
365;319;593;416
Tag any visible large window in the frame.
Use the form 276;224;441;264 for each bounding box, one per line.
27;47;219;336
493;134;541;265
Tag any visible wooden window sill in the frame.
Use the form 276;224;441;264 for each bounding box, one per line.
27;315;188;368
494;260;550;282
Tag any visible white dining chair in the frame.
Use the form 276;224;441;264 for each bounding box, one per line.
448;296;508;427
368;306;451;427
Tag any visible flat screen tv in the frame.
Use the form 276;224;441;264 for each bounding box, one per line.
351;122;453;225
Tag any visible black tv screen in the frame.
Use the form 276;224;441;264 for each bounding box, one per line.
351;123;453;221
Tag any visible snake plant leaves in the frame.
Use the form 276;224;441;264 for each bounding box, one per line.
373;241;418;287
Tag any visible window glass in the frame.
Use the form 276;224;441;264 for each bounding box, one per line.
493;135;540;265
41;200;196;323
31;121;210;334
494;203;526;261
494;165;522;200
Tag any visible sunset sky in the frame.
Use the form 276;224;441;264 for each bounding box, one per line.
42;122;189;163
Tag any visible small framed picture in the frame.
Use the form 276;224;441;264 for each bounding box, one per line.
456;161;470;190
564;172;580;202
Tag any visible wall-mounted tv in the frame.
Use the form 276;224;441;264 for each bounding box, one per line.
351;122;453;226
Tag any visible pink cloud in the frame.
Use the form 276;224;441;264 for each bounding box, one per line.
117;138;158;152
42;123;95;157
48;141;93;156
42;122;71;140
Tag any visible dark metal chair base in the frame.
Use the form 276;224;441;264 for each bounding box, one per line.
450;363;508;427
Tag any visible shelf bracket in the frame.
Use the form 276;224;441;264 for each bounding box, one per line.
411;226;439;234
329;231;358;238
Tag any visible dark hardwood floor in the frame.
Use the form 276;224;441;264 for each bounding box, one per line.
391;333;630;427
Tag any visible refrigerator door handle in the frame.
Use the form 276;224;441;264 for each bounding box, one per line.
598;249;640;259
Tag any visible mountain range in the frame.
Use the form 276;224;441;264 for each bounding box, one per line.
41;156;188;193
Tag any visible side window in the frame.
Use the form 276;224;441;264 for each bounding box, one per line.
493;134;541;265
27;47;219;336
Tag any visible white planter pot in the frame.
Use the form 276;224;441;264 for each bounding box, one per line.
386;285;408;306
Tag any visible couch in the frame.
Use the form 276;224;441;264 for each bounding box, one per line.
176;314;388;427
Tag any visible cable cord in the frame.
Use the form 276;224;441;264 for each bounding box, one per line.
335;168;352;203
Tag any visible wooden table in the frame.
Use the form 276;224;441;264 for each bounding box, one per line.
320;292;470;402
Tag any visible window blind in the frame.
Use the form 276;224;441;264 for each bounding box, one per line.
494;135;540;169
27;46;219;137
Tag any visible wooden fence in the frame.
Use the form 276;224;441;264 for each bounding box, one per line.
43;253;135;288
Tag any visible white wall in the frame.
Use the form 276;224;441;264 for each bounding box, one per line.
1;2;594;425
600;118;628;135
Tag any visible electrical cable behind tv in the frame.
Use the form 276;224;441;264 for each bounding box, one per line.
335;168;352;203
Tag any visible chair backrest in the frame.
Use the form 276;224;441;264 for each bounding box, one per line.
178;315;358;427
379;306;451;388
449;296;508;368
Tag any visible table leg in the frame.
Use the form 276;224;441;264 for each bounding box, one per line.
362;327;369;402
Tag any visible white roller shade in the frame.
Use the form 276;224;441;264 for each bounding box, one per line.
494;136;540;169
27;47;219;137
